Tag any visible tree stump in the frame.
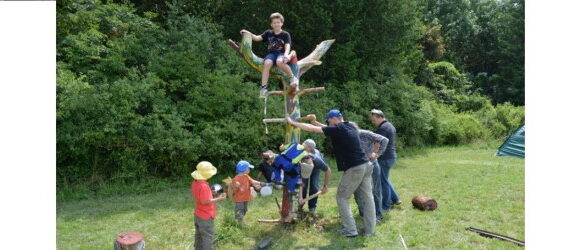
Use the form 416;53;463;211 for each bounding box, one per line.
411;195;438;211
114;231;145;250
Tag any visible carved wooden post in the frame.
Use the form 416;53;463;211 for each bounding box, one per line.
229;33;334;222
229;33;334;144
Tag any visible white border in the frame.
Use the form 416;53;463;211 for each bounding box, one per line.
0;1;56;249
526;0;570;248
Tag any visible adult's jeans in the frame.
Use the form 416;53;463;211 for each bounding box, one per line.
302;168;321;210
378;158;400;211
337;162;375;236
355;160;383;220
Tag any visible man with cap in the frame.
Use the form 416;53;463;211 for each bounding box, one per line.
286;110;376;238
232;160;262;225
370;109;402;211
301;139;332;213
191;161;227;250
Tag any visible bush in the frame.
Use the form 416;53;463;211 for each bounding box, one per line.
473;102;525;138
452;94;494;112
422;101;488;145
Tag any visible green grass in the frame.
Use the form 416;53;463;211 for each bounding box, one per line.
57;144;524;249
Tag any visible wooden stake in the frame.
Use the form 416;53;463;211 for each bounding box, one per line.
298;191;322;206
399;234;408;250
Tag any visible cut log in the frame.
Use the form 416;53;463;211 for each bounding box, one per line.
114;231;145;250
412;195;438;211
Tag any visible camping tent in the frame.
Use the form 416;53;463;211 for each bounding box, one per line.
496;125;525;158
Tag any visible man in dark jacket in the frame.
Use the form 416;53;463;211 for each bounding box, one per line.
370;109;402;211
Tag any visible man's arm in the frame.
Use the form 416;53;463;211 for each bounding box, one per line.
305;114;326;127
378;137;389;156
286;116;324;134
311;155;331;194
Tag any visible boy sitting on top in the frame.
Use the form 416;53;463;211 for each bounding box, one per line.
232;160;262;225
240;12;299;98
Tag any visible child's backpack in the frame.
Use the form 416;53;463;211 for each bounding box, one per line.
222;177;234;201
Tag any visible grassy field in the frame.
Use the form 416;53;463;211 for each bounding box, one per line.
57;144;524;249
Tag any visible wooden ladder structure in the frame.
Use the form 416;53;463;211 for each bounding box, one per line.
229;33;334;222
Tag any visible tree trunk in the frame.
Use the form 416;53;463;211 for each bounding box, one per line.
114;231;145;250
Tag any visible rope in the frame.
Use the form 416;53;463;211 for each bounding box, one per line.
264;96;268;134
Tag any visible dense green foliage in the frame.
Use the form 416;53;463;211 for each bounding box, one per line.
57;0;524;195
423;0;525;104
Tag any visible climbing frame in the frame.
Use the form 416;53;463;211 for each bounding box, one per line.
229;33;334;222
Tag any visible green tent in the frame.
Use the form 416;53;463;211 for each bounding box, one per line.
496;125;525;158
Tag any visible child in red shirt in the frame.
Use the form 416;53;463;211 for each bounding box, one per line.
191;161;226;250
232;160;262;225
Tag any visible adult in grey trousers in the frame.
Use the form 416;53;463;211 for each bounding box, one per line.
287;110;376;237
350;122;389;222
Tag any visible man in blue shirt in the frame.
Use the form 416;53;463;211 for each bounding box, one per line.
370;109;402;211
287;110;376;237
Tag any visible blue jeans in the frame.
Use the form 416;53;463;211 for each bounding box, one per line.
354;160;383;220
379;158;400;211
264;52;284;64
302;169;321;210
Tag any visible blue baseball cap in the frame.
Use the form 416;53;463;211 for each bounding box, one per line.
324;109;343;124
236;160;255;173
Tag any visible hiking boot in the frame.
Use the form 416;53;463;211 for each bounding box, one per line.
259;86;268;98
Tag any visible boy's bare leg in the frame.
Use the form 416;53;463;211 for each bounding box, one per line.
260;59;273;98
276;58;298;89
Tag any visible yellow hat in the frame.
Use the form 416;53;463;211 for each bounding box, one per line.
191;161;217;180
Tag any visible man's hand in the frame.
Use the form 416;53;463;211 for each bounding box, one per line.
321;186;329;194
307;114;317;122
368;152;378;161
240;29;250;35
